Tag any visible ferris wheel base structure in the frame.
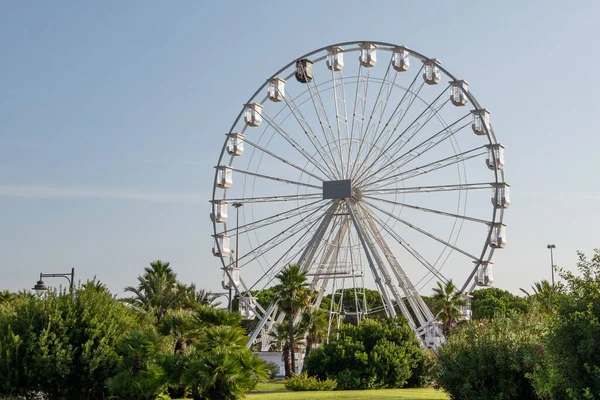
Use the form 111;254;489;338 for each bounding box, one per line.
210;41;509;351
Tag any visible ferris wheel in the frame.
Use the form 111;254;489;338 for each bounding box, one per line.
210;41;509;349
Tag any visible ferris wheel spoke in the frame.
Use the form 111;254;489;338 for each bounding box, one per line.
355;84;451;185
248;204;337;291
223;193;322;204
365;146;486;190
300;64;345;178
330;63;351;178
258;110;337;180
229;204;329;271
392;116;471;171
363;199;480;261
364;205;450;285
217;200;325;236
351;64;425;180
363;195;490;224
226;166;322;190
360;113;470;187
282;89;341;179
243;137;327;182
362;182;493;195
247;215;326;292
347;63;370;179
349;56;397;179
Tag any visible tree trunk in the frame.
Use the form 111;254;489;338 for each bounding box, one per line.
301;336;313;373
288;317;296;376
283;343;292;378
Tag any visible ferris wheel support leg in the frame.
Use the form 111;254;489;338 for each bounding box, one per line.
360;205;435;326
353;206;416;328
246;300;279;349
296;203;337;272
309;219;350;311
346;201;396;319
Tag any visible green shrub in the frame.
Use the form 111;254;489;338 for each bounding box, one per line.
0;282;145;399
284;373;337;391
435;311;547;400
306;317;424;390
530;250;600;399
265;361;280;379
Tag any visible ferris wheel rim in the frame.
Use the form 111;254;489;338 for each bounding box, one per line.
210;41;507;338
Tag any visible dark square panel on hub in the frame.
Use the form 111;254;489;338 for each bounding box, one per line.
323;180;352;200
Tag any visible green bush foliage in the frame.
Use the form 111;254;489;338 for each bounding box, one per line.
284;373;337;391
182;325;269;400
530;249;600;399
0;282;143;399
306;317;424;390
471;287;528;320
265;361;281;379
105;329;167;400
435;311;547;400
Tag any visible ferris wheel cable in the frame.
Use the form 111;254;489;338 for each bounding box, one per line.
301;64;345;179
365;145;486;189
282;88;341;179
221;193;322;204
350;64;425;180
354;87;451;186
222;203;330;271
412;183;469;292
363;199;480;262
353;82;450;184
330;63;351;178
243;137;328;182
224;166;322;190
258;110;337;180
362;182;493;195
380;97;451;162
348;56;397;179
347;63;370;179
216;200;325;237
366;148;484;192
365;208;450;285
361;114;471;186
247;208;337;292
362;195;489;225
391;120;472;174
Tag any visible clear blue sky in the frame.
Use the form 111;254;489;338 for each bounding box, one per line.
1;1;599;296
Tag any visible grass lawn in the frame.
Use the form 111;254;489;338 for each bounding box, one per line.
247;381;449;400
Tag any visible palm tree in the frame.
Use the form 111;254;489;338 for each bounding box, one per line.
184;325;269;400
191;304;241;330
431;280;465;335
268;322;305;378
520;279;561;313
159;309;193;353
274;264;310;375
300;308;328;372
124;260;178;324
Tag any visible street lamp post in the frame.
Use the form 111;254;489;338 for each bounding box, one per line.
33;267;75;292
547;244;556;286
231;202;243;312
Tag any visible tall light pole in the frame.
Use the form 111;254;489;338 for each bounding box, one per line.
33;267;75;292
547;244;556;286
231;202;243;312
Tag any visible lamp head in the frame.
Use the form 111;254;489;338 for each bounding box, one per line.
32;280;47;291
